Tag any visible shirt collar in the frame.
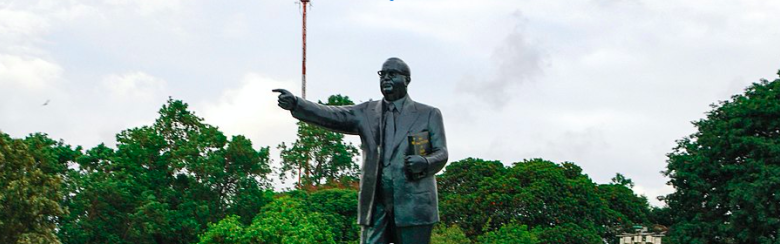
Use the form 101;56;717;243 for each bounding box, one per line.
384;95;408;113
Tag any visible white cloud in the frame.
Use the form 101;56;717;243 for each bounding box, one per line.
0;53;65;144
223;13;249;39
200;73;300;150
199;73;305;190
0;8;50;56
347;0;510;43
0;8;49;40
51;3;103;22
47;71;172;148
0;54;62;90
0;2;101;45
457;12;545;108
101;71;167;100
633;183;675;207
105;0;182;15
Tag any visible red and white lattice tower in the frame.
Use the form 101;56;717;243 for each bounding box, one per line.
300;0;310;99
298;0;311;188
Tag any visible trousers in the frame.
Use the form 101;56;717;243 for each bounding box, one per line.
360;164;432;244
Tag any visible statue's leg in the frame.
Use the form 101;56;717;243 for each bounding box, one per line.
361;195;393;244
394;225;433;244
362;161;398;244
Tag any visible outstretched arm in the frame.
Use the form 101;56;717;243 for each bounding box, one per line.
273;89;359;134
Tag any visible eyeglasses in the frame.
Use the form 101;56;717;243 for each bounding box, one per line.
377;70;403;78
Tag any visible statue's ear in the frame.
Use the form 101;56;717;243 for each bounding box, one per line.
405;76;411;85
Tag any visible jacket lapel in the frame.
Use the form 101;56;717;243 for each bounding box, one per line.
391;97;421;156
367;100;382;146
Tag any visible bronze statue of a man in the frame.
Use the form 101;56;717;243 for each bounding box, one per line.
274;57;448;244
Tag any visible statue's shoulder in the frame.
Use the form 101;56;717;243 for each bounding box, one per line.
410;100;439;113
357;100;378;109
362;100;379;105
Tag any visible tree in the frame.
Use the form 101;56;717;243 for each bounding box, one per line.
477;223;538;244
57;99;274;244
436;157;508;237
437;158;654;243
0;132;71;243
198;197;336;244
506;159;609;242
195;215;247;244
430;224;471;244
532;223;602;244
610;173;634;188
663;73;780;243
277;94;360;188
648;206;674;230
597;174;652;243
304;189;360;243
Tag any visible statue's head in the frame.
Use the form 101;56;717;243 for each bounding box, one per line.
378;57;411;101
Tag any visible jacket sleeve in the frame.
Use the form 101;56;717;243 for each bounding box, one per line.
422;108;448;177
289;97;360;135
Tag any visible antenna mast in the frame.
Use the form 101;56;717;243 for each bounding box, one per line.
301;0;309;99
298;0;310;188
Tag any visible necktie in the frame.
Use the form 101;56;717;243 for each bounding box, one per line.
383;103;396;166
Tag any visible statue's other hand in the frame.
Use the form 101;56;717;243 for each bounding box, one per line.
404;155;428;174
272;89;297;110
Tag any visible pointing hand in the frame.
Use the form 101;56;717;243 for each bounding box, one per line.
272;89;297;110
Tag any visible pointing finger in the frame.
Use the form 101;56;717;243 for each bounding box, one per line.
272;89;289;94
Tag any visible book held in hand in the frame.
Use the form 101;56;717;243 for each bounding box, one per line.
407;131;431;180
408;131;431;156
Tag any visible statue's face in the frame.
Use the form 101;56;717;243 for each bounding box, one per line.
379;60;409;101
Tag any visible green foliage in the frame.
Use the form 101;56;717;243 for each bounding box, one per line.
199;197;336;244
532;223;602;244
249;196;336;244
304;189;360;243
597;176;652;243
610;173;634;188
507;159;608;228
278;95;359;188
437;157;507;237
197;215;247;244
0;132;71;244
57;99;274;244
2;96;668;243
438;158;654;243
648;206;674;228
664;74;780;243
477;223;537;244
431;224;471;244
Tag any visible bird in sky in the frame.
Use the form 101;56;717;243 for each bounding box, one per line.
42;99;50;106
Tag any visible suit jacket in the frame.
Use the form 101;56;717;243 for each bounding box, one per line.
290;96;448;227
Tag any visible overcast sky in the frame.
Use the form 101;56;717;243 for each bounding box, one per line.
3;0;780;206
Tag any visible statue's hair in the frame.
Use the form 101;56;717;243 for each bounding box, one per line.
386;57;411;77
